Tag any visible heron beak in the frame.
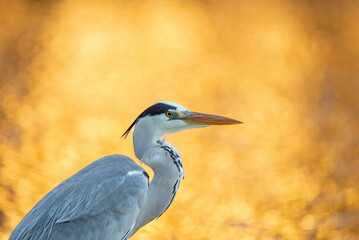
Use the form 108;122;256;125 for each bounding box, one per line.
179;111;243;126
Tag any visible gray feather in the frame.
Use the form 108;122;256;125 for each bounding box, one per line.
10;155;149;240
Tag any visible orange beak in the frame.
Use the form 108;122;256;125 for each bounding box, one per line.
180;111;243;126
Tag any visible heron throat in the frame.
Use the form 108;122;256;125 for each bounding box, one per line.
132;118;165;161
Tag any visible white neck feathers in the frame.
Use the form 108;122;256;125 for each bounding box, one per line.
133;116;164;161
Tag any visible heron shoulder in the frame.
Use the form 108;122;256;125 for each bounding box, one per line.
54;154;149;221
10;154;149;240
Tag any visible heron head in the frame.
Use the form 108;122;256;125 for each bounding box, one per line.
122;102;242;139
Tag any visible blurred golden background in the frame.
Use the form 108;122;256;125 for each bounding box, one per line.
1;0;359;239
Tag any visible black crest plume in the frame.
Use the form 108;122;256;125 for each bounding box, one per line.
122;103;177;138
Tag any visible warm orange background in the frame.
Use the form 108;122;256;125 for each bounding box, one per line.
1;0;359;239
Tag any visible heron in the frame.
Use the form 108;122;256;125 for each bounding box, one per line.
10;102;242;240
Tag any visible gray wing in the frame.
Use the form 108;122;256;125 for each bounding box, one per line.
10;154;149;240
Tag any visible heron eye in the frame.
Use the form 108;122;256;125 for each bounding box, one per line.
166;111;174;118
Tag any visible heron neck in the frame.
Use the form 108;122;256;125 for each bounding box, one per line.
133;122;164;161
130;140;184;236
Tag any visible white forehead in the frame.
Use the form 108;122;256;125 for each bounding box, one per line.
159;102;188;111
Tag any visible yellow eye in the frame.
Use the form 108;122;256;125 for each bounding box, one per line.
166;111;174;118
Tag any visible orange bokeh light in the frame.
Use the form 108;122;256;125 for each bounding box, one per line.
1;0;359;239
